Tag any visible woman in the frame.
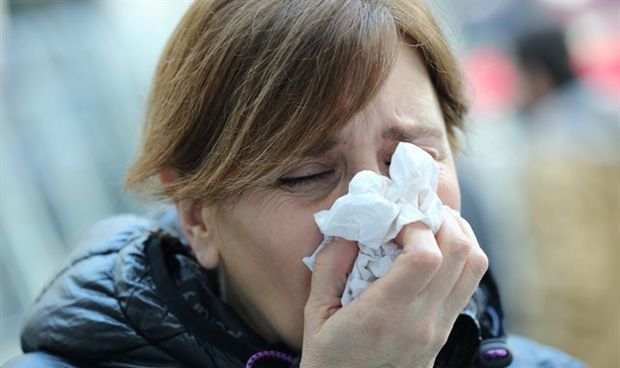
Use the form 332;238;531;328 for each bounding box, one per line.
7;1;583;367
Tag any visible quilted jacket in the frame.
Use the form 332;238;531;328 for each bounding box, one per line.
3;209;583;368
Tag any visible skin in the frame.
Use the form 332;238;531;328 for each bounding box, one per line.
175;44;488;367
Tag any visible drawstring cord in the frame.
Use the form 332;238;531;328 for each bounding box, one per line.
245;350;296;368
477;306;512;368
477;338;513;368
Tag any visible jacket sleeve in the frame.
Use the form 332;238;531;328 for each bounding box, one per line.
3;352;83;368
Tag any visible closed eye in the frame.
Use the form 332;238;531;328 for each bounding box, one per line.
278;170;335;188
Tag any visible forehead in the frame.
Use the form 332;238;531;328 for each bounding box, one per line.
370;43;443;126
286;43;446;171
330;44;445;148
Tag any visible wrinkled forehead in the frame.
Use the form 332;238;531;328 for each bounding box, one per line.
296;44;445;158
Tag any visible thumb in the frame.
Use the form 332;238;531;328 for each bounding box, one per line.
305;237;358;329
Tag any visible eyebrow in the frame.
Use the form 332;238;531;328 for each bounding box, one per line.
381;125;443;143
304;125;443;158
305;137;341;157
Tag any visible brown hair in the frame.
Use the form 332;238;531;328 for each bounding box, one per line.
126;0;468;204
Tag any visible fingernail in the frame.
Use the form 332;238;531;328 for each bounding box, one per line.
332;236;348;246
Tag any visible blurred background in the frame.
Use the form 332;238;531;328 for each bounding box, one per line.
0;0;618;367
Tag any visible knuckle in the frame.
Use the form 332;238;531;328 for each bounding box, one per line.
406;247;443;271
409;323;435;346
460;218;475;234
366;313;391;340
450;236;473;261
406;316;452;351
469;249;489;278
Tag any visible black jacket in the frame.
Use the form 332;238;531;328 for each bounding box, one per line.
5;210;511;368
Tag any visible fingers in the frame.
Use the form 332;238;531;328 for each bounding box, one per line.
305;237;358;331
445;214;489;316
419;211;473;303
367;209;487;315
305;209;488;336
365;222;441;305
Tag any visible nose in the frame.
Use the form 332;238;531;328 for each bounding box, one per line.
324;149;389;205
347;151;389;179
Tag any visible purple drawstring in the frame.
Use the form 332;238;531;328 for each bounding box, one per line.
245;350;295;368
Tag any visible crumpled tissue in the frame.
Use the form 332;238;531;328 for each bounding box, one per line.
302;142;445;305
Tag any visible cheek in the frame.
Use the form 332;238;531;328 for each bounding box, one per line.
259;199;325;289
280;214;324;256
436;164;460;211
274;205;325;286
263;202;325;344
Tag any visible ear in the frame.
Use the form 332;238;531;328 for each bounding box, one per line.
176;201;221;269
160;170;221;270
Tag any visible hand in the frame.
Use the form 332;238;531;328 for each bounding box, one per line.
300;210;489;368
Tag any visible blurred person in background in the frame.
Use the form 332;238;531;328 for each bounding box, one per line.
516;25;618;161
514;25;619;368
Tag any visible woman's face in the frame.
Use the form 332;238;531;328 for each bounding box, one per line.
195;44;460;350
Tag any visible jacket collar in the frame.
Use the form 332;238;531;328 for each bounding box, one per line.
145;233;296;366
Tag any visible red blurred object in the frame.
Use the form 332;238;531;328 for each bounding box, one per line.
464;48;519;114
572;35;620;102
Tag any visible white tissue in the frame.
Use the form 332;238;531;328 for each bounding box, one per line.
302;142;445;305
